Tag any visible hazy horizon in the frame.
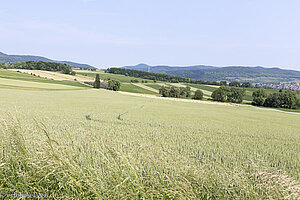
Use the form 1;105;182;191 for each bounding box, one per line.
1;0;300;70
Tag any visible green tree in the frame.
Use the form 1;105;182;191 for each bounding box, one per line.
108;80;121;91
229;81;241;87
179;85;191;97
61;64;72;74
193;90;204;100
263;92;281;108
252;89;267;106
159;86;180;98
227;87;246;103
94;74;101;88
212;86;245;103
211;87;227;102
297;96;300;108
280;90;298;109
185;85;191;97
262;90;299;109
169;86;180;97
159;86;170;97
241;82;252;88
220;81;227;86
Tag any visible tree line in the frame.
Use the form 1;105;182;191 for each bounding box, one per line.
130;79;149;83
106;68;261;88
157;84;300;109
1;61;75;75
157;85;252;104
106;68;186;83
211;86;246;103
252;89;300;109
159;85;204;100
106;68;233;86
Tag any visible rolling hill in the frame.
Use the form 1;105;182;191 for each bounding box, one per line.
0;51;96;69
1;69;300;199
122;63;216;72
122;64;300;83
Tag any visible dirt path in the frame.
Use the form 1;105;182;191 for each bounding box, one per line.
248;106;300;115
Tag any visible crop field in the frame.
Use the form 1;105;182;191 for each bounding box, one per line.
188;84;219;93
0;78;85;91
9;69;94;82
0;85;299;199
0;69;89;88
145;83;162;91
119;83;157;94
131;83;159;93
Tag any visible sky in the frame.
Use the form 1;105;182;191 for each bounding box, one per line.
1;0;300;70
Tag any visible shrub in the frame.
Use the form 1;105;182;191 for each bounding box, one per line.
159;86;190;98
252;89;267;106
211;86;245;103
179;86;191;98
131;79;139;83
193;90;204;100
108;80;121;91
229;81;241;87
263;90;299;109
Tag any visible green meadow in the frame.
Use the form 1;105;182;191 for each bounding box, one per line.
0;75;299;199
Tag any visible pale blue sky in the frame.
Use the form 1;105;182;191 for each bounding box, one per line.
1;0;300;70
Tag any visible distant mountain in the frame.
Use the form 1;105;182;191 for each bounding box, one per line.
121;64;300;83
122;63;216;72
0;52;96;69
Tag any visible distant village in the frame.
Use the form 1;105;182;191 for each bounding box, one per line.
255;82;300;91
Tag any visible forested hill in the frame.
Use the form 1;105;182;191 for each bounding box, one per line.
122;63;216;72
0;51;96;69
122;64;300;83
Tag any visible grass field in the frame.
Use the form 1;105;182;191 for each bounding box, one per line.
0;86;299;199
120;83;158;94
131;83;159;93
145;83;162;91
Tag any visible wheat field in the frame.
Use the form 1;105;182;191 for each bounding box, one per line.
0;88;299;199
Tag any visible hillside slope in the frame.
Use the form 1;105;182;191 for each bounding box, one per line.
0;51;95;69
122;63;216;72
122;64;300;83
